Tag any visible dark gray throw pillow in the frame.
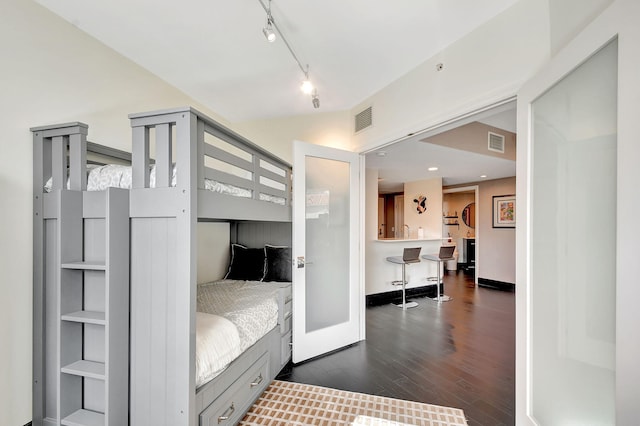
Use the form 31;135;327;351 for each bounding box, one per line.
263;245;292;282
224;244;266;281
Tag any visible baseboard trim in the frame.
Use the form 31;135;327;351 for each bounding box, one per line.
478;278;515;292
366;284;443;306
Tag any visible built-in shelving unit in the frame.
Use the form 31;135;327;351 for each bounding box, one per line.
56;188;129;426
443;215;459;227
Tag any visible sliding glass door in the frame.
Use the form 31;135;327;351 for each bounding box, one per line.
516;1;640;423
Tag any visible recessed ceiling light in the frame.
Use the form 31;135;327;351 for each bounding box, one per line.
428;167;438;171
480;175;488;178
376;151;387;157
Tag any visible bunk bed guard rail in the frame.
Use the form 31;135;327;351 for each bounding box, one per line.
128;107;291;207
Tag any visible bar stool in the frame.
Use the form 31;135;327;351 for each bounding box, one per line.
422;245;456;303
386;247;421;310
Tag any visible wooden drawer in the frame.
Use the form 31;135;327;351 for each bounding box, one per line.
281;331;292;366
200;352;270;426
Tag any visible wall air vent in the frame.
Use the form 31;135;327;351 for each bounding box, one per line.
488;131;505;153
354;106;373;133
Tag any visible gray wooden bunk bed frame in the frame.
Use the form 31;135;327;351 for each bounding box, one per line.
32;107;293;426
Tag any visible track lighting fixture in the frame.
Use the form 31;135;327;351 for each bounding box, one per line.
258;0;321;108
262;0;276;42
263;21;276;42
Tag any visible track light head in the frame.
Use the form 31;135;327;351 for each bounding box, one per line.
312;90;320;109
263;17;276;42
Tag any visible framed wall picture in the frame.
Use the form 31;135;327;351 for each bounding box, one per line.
492;195;515;228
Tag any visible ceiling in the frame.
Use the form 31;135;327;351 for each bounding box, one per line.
366;105;517;192
36;0;519;122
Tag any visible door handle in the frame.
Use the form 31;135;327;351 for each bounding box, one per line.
297;256;314;268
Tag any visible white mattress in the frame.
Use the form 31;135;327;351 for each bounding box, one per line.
44;164;286;205
195;279;284;388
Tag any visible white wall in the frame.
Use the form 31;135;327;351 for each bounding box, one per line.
236;110;353;163
0;1;239;424
549;0;614;55
350;0;550;153
403;178;443;239
477;177;516;284
364;168;382;294
197;223;231;283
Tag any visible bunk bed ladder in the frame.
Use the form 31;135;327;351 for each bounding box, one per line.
56;188;129;426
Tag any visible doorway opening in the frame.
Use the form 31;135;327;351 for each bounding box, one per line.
364;99;517;298
443;186;479;284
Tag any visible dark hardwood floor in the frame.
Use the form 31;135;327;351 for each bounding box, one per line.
276;271;515;426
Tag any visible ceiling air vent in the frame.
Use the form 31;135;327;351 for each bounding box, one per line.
488;131;505;153
354;106;373;133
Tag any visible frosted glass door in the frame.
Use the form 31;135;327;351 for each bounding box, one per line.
292;141;362;363
517;3;640;423
530;39;617;425
304;156;350;332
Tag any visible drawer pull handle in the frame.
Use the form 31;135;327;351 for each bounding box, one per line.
285;297;292;304
284;311;292;320
218;403;235;424
250;373;264;387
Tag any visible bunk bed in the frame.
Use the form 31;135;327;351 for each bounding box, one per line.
32;107;293;426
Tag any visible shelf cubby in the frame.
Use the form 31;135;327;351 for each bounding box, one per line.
61;261;107;270
61;360;106;380
61;310;106;325
61;409;105;426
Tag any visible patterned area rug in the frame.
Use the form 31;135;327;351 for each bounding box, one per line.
241;380;468;425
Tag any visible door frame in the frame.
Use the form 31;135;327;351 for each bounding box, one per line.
359;154;366;341
515;0;640;423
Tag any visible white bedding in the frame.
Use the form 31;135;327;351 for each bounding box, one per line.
195;312;242;388
44;164;286;205
195;279;284;388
